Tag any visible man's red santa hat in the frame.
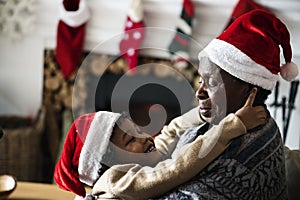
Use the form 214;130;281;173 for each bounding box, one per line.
198;9;298;90
54;111;121;197
224;0;270;29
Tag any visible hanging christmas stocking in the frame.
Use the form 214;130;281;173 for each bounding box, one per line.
168;0;195;69
225;0;271;29
55;0;90;78
119;0;145;74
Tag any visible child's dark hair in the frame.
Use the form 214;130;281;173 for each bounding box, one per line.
97;164;110;177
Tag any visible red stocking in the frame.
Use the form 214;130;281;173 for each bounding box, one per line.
119;0;145;74
55;0;90;78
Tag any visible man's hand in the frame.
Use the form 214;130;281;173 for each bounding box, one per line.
235;88;267;130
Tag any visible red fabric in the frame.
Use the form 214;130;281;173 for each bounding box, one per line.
218;9;292;75
119;15;145;73
55;0;86;78
55;22;86;78
174;57;188;65
54;113;96;197
174;34;190;46
225;0;270;29
183;0;194;18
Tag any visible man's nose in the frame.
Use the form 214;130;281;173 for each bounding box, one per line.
195;86;208;100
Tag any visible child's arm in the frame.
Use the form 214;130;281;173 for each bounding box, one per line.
92;114;246;200
92;88;266;200
154;105;203;156
235;88;266;130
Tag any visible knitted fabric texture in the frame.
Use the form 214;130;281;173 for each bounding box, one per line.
158;116;287;199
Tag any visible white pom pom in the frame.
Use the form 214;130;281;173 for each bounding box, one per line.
280;62;298;81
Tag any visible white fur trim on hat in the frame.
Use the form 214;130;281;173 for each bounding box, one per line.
74;195;84;200
280;62;298;81
78;111;121;186
128;0;143;22
59;0;90;27
198;39;279;90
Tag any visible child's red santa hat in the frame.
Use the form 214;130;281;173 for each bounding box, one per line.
199;9;298;90
54;111;121;197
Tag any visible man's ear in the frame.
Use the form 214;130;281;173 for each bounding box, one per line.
241;84;254;101
243;85;262;106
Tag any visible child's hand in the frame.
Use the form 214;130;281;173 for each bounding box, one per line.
235;88;267;130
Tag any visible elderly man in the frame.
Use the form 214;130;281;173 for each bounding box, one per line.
158;9;297;199
91;10;298;200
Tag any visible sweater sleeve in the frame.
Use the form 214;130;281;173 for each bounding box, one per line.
92;114;246;200
154;106;203;156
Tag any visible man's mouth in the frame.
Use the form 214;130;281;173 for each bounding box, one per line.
199;107;211;116
145;143;156;153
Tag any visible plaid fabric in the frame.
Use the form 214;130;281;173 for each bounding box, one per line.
157;116;287;200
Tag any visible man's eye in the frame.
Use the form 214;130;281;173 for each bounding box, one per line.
208;79;218;87
126;136;135;146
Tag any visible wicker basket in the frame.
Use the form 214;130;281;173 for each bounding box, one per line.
0;107;45;182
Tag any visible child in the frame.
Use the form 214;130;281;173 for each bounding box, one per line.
54;88;266;199
54;108;200;199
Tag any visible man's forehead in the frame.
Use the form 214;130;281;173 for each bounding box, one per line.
198;62;221;77
198;57;243;82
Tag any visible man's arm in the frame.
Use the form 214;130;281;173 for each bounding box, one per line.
92;114;246;200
